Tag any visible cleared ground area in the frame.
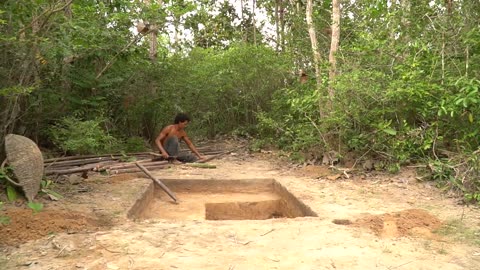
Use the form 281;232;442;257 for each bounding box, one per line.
1;148;479;270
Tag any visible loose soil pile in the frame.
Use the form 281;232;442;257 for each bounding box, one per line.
352;208;443;238
0;209;106;246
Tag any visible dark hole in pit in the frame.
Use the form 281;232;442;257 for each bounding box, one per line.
128;179;317;221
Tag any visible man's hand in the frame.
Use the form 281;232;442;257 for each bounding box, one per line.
161;152;169;159
197;155;206;161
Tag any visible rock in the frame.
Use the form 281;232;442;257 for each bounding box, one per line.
68;174;84;185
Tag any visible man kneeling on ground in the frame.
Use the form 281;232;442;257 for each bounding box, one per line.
155;113;205;163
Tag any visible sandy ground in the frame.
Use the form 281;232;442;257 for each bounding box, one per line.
1;147;480;270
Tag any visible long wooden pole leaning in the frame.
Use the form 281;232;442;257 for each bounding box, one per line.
135;162;178;203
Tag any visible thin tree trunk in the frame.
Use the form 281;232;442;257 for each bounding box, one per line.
465;45;469;77
62;1;72;92
146;0;161;61
241;0;245;42
252;0;256;46
64;0;72;18
149;31;158;60
389;0;396;40
275;0;280;51
441;32;445;85
328;0;340;106
279;0;285;51
306;0;321;88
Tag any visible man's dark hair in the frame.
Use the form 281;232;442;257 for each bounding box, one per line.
174;113;191;124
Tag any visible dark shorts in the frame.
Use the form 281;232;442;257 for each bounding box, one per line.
163;136;197;163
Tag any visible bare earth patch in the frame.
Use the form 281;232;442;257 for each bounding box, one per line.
0;209;107;246
1;146;479;269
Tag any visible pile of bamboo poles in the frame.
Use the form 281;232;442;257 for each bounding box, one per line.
44;146;230;176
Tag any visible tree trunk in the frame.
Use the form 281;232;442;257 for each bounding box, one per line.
328;0;340;107
145;0;161;61
275;0;280;51
306;0;322;89
149;31;158;61
241;0;245;42
279;0;285;51
252;0;257;46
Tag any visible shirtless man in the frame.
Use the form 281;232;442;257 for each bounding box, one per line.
155;113;204;162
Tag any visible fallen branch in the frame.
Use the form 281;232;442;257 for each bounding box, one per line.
197;150;235;164
260;229;275;236
44;152;157;163
45;156;121;168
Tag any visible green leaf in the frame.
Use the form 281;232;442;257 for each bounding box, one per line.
6;185;18;202
42;188;63;200
0;216;10;225
382;128;397;136
28;202;44;213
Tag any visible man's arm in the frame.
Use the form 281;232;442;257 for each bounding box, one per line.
182;135;204;160
155;127;170;158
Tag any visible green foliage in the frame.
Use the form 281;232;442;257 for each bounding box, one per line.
0;0;479;202
0;201;10;225
123;137;148;153
256;83;321;153
40;180;63;201
426;151;480;204
49;117;120;155
27;202;44;214
435;219;480;247
0;166;19;202
0;85;36;97
6;185;18;202
143;44;291;138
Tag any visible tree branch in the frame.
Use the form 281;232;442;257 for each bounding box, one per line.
18;0;74;36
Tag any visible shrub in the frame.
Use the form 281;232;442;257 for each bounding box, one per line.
123;136;148;153
49;117;120;155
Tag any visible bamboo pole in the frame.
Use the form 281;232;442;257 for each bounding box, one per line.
135;162;178;202
45;161;117;175
105;160;169;170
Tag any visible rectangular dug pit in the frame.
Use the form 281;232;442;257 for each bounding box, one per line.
128;179;317;221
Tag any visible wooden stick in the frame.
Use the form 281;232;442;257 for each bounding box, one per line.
107;164;171;174
135;162;178;202
105;160;169;170
45;156;121;168
45;161;116;175
197;150;234;163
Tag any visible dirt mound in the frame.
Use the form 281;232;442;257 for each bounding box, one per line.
353;209;442;238
0;208;106;246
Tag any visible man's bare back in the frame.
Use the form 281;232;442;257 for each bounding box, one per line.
159;124;187;146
